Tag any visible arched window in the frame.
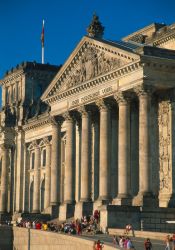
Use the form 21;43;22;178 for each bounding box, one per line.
42;149;46;167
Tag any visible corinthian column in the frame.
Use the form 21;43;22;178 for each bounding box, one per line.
97;99;110;202
113;92;131;205
64;112;75;204
133;85;155;206
79;106;91;202
0;145;9;213
44;138;51;209
50;117;62;205
138;87;152;195
33;141;40;213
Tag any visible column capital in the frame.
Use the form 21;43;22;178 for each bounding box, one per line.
49;115;63;126
63;111;74;122
134;85;155;97
77;105;91;117
113;91;132;105
96;99;110;111
0;144;11;150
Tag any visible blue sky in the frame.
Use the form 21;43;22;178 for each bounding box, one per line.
0;0;175;79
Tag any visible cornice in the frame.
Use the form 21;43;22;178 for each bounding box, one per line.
141;55;175;70
153;32;175;46
23;115;50;131
0;69;24;86
44;60;141;105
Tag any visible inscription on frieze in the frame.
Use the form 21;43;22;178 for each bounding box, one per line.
69;86;113;107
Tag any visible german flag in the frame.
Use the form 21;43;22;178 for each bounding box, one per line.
41;20;44;47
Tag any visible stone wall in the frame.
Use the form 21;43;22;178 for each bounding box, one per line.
100;205;175;233
13;227;116;250
0;226;13;250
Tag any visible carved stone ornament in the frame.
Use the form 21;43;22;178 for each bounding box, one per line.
158;100;171;193
77;106;90;117
134;85;155;97
49;116;63;126
113;91;130;104
63;111;73;121
86;14;104;38
66;46;124;90
96;99;109;110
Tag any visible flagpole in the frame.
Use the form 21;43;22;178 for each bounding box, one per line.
41;20;45;64
42;46;44;64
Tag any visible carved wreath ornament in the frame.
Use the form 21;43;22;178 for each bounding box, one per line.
66;47;123;89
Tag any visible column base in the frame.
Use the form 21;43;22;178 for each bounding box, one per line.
0;212;11;224
74;201;93;219
50;202;60;206
59;203;75;221
32;210;40;214
42;205;59;219
132;192;158;207
94;197;111;210
112;194;132;205
159;193;175;207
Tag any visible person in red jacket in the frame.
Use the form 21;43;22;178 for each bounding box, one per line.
36;221;42;229
144;238;152;250
95;240;104;250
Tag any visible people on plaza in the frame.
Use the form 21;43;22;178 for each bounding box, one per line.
125;224;134;237
144;238;152;250
126;238;134;249
165;235;171;250
112;235;119;246
95;240;104;250
119;235;125;248
172;233;175;250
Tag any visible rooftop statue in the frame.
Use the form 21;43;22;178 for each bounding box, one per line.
87;13;104;39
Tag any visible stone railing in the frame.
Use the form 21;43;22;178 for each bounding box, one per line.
109;228;169;240
13;227;116;250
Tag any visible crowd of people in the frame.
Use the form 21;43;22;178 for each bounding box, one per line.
15;210;100;236
164;234;175;250
112;235;135;249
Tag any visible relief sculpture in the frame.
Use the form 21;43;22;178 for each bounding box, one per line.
66;46;123;89
158;100;171;193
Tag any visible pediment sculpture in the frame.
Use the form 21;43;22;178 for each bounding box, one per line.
66;46;125;89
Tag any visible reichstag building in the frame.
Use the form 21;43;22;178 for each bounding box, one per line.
1;15;175;230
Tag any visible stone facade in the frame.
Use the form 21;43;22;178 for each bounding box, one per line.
1;16;175;226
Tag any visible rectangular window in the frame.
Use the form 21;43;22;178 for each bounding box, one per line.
31;152;35;169
42;149;46;167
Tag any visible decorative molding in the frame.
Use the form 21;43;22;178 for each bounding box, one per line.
158;100;171;193
23;115;50;131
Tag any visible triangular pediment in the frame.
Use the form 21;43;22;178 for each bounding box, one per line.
42;36;140;101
